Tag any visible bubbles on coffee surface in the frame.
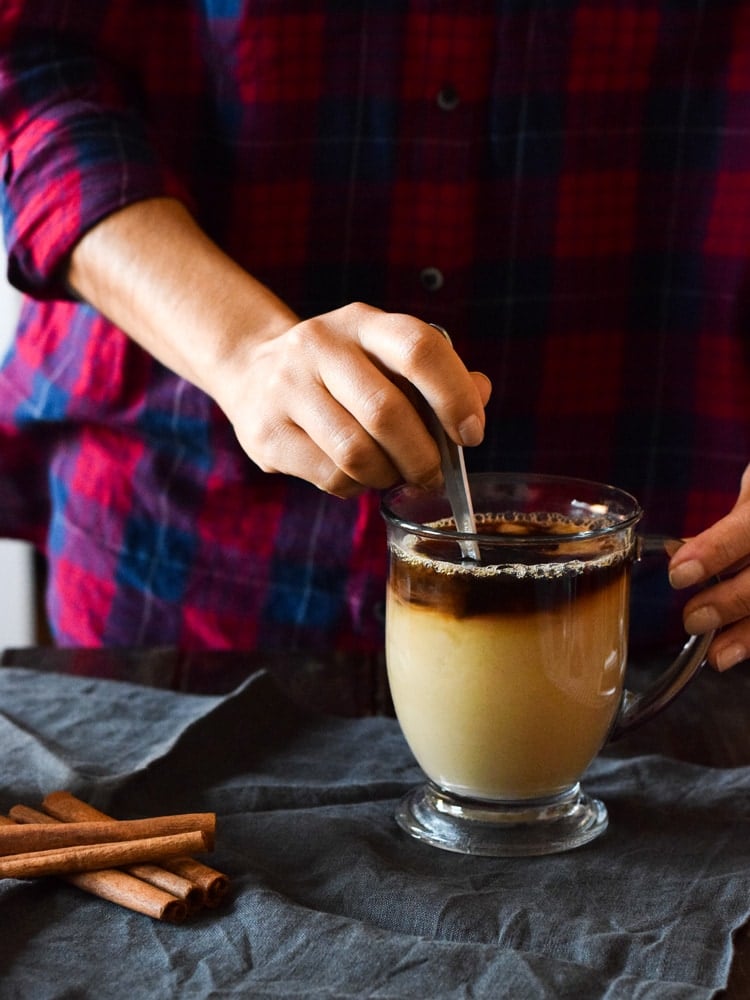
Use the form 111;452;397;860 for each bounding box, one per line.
394;510;629;579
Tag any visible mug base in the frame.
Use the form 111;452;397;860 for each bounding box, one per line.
395;781;608;857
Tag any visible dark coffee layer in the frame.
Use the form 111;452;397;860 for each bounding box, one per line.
389;513;631;619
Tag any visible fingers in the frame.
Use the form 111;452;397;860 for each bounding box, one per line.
676;567;750;672
311;343;440;484
353;309;490;448
293;307;490;489
706;628;750;673
669;467;750;590
470;371;493;409
232;358;394;498
669;463;750;670
289;372;438;494
252;418;367;499
286;316;446;488
226;303;492;497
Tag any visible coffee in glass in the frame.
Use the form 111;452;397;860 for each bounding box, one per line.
382;473;714;856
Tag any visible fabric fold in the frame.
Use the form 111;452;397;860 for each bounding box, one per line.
1;666;748;998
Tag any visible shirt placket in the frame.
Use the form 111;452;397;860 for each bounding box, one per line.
388;11;490;334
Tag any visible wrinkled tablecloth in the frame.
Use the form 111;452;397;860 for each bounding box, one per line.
1;664;749;999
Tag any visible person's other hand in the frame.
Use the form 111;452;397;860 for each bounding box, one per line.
669;463;750;670
218;302;492;498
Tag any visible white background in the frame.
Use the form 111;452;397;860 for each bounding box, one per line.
0;256;35;647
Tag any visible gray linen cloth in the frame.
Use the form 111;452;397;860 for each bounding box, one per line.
0;665;749;999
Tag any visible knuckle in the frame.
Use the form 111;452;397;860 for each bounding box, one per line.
415;459;443;486
241;415;289;467
358;384;396;431
730;587;750;620
318;465;361;498
298;313;340;351
345;301;370;321
715;534;743;568
329;425;373;476
293;321;320;351
397;325;443;375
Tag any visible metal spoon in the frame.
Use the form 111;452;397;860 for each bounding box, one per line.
426;325;481;561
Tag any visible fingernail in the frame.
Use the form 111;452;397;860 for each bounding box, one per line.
715;643;747;672
669;559;706;590
684;605;721;635
458;415;483;447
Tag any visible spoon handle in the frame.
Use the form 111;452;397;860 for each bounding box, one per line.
426;324;480;561
434;424;481;562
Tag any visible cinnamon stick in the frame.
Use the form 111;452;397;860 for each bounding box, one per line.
0;829;209;880
0;813;215;855
161;855;230;907
43;791;230;906
49;867;188;922
9;805;204;912
0;815;187;922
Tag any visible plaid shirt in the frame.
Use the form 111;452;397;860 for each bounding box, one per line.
0;1;748;653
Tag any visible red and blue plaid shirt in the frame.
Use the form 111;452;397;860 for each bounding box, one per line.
1;1;749;653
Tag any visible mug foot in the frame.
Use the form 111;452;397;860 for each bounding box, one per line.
395;781;608;857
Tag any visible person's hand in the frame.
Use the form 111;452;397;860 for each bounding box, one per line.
217;302;492;498
65;199;490;498
669;463;750;670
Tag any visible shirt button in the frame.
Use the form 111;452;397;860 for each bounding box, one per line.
436;84;460;111
420;266;444;292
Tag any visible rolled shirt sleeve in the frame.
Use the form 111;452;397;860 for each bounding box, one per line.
0;2;189;299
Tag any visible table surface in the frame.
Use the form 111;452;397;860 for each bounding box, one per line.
1;644;749;999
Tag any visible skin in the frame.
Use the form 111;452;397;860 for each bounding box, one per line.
669;463;750;672
66;197;491;499
67;197;749;671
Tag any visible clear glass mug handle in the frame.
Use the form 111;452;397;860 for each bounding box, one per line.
609;535;716;740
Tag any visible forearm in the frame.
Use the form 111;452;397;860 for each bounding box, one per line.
66;197;490;500
66;197;298;405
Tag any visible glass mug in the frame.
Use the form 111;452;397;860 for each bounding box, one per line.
381;472;714;857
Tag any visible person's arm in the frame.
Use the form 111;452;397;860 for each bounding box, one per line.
1;6;489;496
67;196;492;498
670;463;750;671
